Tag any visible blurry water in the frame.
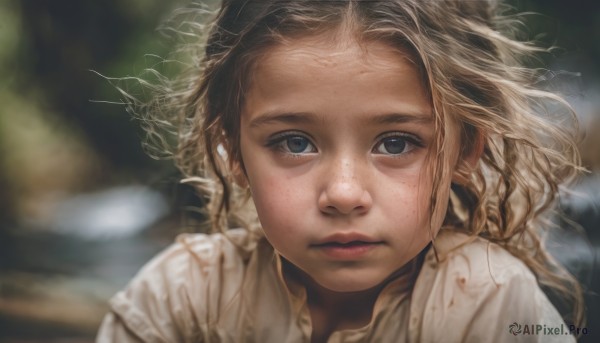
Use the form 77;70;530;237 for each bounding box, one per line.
38;185;169;240
0;185;175;341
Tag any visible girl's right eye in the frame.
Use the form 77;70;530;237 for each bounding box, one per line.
267;133;317;155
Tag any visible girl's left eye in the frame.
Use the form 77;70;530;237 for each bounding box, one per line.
373;134;421;155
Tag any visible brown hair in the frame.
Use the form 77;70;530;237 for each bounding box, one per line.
122;0;584;327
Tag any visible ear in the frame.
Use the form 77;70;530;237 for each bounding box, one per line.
231;158;249;188
452;130;485;184
217;138;249;189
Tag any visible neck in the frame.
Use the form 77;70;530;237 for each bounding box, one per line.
279;252;426;342
300;273;382;343
304;274;383;317
285;263;406;336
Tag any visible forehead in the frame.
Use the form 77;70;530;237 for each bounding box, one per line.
244;36;432;121
253;36;422;85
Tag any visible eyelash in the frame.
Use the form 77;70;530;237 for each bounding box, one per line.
372;132;424;156
265;131;424;157
265;131;317;156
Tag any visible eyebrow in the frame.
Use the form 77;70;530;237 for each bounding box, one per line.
249;112;317;128
371;112;433;125
248;111;432;128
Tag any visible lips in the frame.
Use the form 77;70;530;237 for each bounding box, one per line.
311;232;383;259
313;232;382;246
318;241;376;247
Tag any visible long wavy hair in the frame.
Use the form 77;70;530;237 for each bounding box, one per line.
121;0;584;327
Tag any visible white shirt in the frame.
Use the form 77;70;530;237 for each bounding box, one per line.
96;229;574;342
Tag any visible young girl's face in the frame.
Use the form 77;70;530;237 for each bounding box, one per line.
239;35;461;293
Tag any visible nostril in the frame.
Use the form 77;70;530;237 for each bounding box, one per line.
321;202;369;216
322;205;338;215
317;171;373;215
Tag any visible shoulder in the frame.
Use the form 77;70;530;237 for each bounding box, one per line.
409;230;573;343
411;230;539;313
429;229;536;289
102;229;264;342
122;228;256;303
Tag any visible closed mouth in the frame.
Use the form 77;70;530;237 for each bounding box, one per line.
311;239;384;259
313;232;382;246
317;241;383;247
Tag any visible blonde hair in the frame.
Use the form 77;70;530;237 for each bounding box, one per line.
121;0;584;327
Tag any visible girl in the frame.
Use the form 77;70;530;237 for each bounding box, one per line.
97;0;585;342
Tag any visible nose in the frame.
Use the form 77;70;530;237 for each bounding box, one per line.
318;158;373;216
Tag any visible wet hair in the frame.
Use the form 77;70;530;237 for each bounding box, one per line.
122;0;584;327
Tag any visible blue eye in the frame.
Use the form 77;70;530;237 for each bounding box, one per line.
268;133;317;155
286;136;311;153
374;134;420;155
379;137;406;154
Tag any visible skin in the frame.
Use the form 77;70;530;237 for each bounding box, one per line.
238;34;464;340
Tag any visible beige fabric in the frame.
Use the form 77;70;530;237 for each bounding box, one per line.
96;229;574;343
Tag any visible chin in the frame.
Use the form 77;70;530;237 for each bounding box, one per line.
314;273;386;293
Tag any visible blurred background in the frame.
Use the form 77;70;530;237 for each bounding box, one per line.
0;0;598;342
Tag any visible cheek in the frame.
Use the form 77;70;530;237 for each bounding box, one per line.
247;169;309;233
382;172;431;221
252;181;291;218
